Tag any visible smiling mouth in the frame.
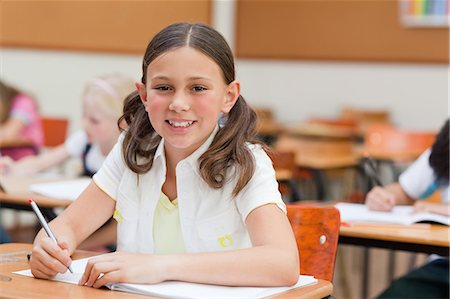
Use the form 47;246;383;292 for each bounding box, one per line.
167;120;195;128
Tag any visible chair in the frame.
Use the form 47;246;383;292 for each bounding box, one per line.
41;116;69;147
287;204;340;282
364;124;436;163
341;106;391;136
268;150;300;202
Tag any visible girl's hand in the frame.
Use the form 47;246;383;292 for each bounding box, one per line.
30;237;73;279
79;252;165;288
365;186;396;211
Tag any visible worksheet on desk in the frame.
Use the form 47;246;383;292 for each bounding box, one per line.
29;178;91;201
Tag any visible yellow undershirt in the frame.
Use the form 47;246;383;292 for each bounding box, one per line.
153;192;185;254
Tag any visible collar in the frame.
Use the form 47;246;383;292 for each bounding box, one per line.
154;125;220;169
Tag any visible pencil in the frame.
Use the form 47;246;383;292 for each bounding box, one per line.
28;199;74;273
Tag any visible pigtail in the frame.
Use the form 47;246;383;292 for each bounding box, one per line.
120;90;161;173
199;95;264;197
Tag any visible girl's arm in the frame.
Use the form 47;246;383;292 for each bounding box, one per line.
0;118;26;141
414;201;450;216
30;182;116;279
80;203;299;288
2;144;70;175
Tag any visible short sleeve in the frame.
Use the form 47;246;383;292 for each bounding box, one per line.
64;130;88;157
92;133;126;201
399;149;435;199
235;145;286;221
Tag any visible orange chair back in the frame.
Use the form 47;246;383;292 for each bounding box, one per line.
287;204;340;282
364;125;436;158
41;117;69;147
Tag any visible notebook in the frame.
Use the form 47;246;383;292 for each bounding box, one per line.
336;202;450;226
29;178;91;201
14;257;317;299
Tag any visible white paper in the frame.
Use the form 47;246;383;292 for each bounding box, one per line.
29;178;91;201
14;257;317;299
336;202;450;226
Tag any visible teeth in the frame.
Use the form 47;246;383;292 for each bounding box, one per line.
168;120;194;128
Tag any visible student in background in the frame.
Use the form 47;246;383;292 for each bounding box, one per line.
366;119;449;298
0;73;135;177
29;23;299;288
0;80;44;160
0;73;135;252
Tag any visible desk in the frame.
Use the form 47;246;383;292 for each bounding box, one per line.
339;223;450;298
0;243;333;299
0;175;74;220
276;134;360;200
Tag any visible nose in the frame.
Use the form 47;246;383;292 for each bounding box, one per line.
169;94;190;113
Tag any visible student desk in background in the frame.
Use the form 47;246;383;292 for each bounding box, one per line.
275;129;360;200
0;243;333;299
339;223;450;299
0;175;74;220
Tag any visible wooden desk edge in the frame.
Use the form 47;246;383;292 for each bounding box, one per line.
0;243;333;299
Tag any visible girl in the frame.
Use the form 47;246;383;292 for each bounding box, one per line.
0;73;135;177
30;23;299;288
0;80;44;160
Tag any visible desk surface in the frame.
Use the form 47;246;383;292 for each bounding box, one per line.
0;243;333;299
339;223;450;255
0;175;73;208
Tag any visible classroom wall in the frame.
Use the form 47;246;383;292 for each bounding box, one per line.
1;1;448;134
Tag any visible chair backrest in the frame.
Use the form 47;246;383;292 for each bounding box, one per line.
364;124;436;156
287;204;340;282
41;117;69;147
341;106;391;134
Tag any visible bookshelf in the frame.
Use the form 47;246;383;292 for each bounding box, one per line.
400;0;450;27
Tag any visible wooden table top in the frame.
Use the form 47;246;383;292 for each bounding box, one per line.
0;243;333;299
0;174;74;208
340;223;450;248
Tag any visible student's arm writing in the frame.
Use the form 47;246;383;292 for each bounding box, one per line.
79;203;299;288
366;183;414;211
30;182;115;279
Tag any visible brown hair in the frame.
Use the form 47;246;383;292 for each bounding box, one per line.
119;23;263;196
0;80;20;123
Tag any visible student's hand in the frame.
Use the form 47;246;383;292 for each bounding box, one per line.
79;251;165;288
30;237;73;279
0;156;15;175
365;186;396;211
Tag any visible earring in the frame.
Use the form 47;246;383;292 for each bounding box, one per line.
218;112;228;128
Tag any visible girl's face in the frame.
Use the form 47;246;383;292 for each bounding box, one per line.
82;97;118;146
137;46;239;159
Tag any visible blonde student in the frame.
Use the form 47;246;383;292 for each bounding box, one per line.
29;23;299;287
0;73;135;177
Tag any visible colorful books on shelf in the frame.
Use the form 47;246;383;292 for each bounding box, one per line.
336;202;450;226
14;257;317;299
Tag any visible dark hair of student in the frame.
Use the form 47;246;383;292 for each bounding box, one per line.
119;22;263;196
0;80;20;123
429;119;449;182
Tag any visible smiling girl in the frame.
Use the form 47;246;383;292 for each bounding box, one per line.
29;23;299;288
